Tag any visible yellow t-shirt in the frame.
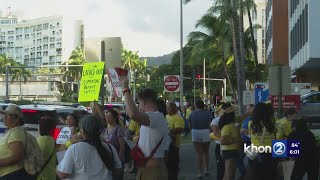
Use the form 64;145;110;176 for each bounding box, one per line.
221;123;241;150
166;114;185;147
37;136;56;180
0;127;26;177
248;121;275;147
128;120;140;136
186;108;192;119
276;118;292;140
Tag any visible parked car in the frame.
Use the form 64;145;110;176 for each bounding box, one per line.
300;91;320;123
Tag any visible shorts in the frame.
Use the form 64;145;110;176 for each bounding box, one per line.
222;150;239;160
191;129;211;142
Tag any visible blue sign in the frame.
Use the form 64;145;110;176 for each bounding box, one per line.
272;140;287;158
287;140;301;157
254;83;269;104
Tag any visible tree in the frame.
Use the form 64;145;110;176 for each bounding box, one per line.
0;54;15;74
63;47;85;82
10;62;31;100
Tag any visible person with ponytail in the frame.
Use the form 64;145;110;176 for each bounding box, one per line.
57;114;122;180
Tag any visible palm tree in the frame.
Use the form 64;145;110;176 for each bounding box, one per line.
11;62;31;100
187;13;238;101
0;54;15;74
64;47;85;82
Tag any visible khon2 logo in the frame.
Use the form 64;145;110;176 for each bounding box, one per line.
272;140;287;157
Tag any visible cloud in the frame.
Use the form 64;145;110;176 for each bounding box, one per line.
0;0;212;56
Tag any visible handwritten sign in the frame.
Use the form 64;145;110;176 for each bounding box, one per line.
78;62;105;102
56;127;72;145
107;68;122;97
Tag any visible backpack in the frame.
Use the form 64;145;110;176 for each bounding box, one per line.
23;131;46;176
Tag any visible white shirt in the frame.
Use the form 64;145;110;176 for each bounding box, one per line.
57;142;122;180
138;111;170;158
210;117;221;144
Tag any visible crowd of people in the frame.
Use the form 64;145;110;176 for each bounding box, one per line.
0;75;319;180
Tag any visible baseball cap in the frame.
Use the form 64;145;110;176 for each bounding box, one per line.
0;104;23;120
79;115;103;134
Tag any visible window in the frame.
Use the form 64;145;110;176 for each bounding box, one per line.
25;34;29;40
50;43;55;49
36;25;42;31
43;23;49;30
37;46;42;51
43;51;48;56
37;52;41;57
16;35;23;40
24;27;30;33
304;94;320;103
52;31;55;35
33;40;36;45
31;33;35;39
43;37;49;43
37;39;41;44
50;37;55;42
43;44;48;50
252;10;257;20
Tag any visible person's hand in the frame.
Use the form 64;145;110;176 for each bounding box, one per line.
70;133;82;144
119;76;130;90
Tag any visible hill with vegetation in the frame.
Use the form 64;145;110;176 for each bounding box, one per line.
142;51;176;67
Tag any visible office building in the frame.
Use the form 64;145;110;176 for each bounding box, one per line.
289;0;320;88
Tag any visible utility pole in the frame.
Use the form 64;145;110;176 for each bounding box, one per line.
179;0;184;114
192;69;196;105
5;65;9;101
203;58;206;104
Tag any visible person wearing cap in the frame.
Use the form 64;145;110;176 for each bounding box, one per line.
218;103;242;180
120;76;170;180
189;100;213;178
57;114;122;180
0;104;33;179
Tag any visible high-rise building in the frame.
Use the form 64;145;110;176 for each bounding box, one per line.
0;11;84;66
243;0;267;64
265;0;289;65
289;0;320;88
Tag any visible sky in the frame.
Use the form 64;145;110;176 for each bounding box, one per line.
0;0;212;57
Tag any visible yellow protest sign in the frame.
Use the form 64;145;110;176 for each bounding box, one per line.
78;62;105;102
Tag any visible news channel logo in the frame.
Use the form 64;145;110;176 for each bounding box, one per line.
272;140;301;158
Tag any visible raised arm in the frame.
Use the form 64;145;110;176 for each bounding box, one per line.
120;76;150;126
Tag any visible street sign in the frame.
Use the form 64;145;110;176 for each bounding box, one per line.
254;83;269;104
270;95;301;111
164;75;180;92
243;91;255;105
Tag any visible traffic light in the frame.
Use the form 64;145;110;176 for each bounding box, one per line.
196;74;201;80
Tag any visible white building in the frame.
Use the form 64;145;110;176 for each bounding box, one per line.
0;10;84;66
243;0;266;64
289;0;320;89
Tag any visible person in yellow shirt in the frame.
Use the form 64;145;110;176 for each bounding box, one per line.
37;116;57;180
0;105;33;179
248;102;277;180
128;119;140;138
219;103;242;180
185;104;194;120
276;108;297;140
165;102;185;180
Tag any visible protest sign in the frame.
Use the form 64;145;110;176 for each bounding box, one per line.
78;62;105;102
56;127;73;145
107;68;123;97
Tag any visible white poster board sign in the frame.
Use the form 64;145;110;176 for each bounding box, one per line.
107;68;122;97
56;127;73;145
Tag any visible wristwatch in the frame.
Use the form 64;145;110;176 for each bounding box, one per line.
122;89;131;95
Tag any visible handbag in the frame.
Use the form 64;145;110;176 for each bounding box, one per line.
246;127;266;160
130;136;164;167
